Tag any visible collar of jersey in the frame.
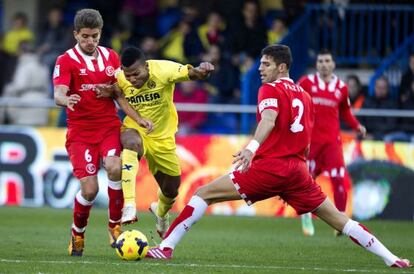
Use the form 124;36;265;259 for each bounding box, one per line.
75;44;99;61
316;72;338;91
279;77;294;83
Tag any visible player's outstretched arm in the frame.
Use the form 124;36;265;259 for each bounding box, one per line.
188;62;215;80
54;85;80;111
113;85;154;134
233;109;278;172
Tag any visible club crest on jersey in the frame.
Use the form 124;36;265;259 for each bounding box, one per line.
147;80;156;89
79;68;87;76
335;89;342;99
105;66;115;76
86;163;96;174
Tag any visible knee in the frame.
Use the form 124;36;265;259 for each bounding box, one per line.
81;186;98;201
105;157;121;180
122;137;142;152
194;186;210;202
82;191;97;201
160;186;179;199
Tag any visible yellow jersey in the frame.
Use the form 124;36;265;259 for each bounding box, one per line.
117;60;191;138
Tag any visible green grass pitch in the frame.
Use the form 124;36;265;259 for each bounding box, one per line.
0;206;413;273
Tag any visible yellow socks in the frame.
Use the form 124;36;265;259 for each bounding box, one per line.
121;149;139;204
157;189;175;217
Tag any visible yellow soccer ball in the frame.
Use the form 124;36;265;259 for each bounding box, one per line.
115;230;149;260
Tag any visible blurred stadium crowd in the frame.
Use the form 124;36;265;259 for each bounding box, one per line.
1;0;414;140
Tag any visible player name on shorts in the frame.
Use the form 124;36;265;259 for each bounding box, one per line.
126;92;161;104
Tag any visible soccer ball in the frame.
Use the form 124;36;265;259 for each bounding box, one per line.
115;230;149;260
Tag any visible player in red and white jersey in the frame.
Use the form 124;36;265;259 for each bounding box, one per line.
143;45;411;269
253;77;313;162
54;42;121;127
297;50;366;236
53;9;151;257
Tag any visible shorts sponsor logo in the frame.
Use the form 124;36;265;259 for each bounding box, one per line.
86;163;96;174
105;66;115;77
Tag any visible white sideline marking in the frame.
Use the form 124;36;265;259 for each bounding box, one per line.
1;258;413;273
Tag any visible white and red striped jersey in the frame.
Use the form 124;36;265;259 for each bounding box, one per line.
53;44;121;128
297;73;360;143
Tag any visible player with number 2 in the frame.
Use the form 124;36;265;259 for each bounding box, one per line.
144;45;411;269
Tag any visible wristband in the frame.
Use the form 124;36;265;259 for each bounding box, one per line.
245;139;260;153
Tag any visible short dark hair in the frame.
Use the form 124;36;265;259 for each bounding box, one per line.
13;12;28;24
317;49;334;61
261;44;292;69
74;9;103;32
121;47;146;67
346;74;361;86
376;76;389;86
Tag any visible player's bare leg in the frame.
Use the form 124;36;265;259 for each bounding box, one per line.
69;176;98;256
314;198;411;268
147;174;241;259
120;129;143;225
151;172;180;237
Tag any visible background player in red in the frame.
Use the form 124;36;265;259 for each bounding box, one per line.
53;9;151;256
144;44;411;269
297;50;366;236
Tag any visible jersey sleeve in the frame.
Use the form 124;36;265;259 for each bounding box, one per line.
116;71;130;92
158;60;191;83
297;76;311;94
53;54;71;87
257;84;279;113
339;85;360;130
110;50;121;84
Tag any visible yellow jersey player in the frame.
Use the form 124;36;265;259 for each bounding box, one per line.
96;47;214;236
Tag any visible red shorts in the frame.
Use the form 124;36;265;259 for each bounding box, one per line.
231;157;326;215
308;141;345;178
66;125;121;179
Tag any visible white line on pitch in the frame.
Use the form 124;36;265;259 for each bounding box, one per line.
1;258;413;273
